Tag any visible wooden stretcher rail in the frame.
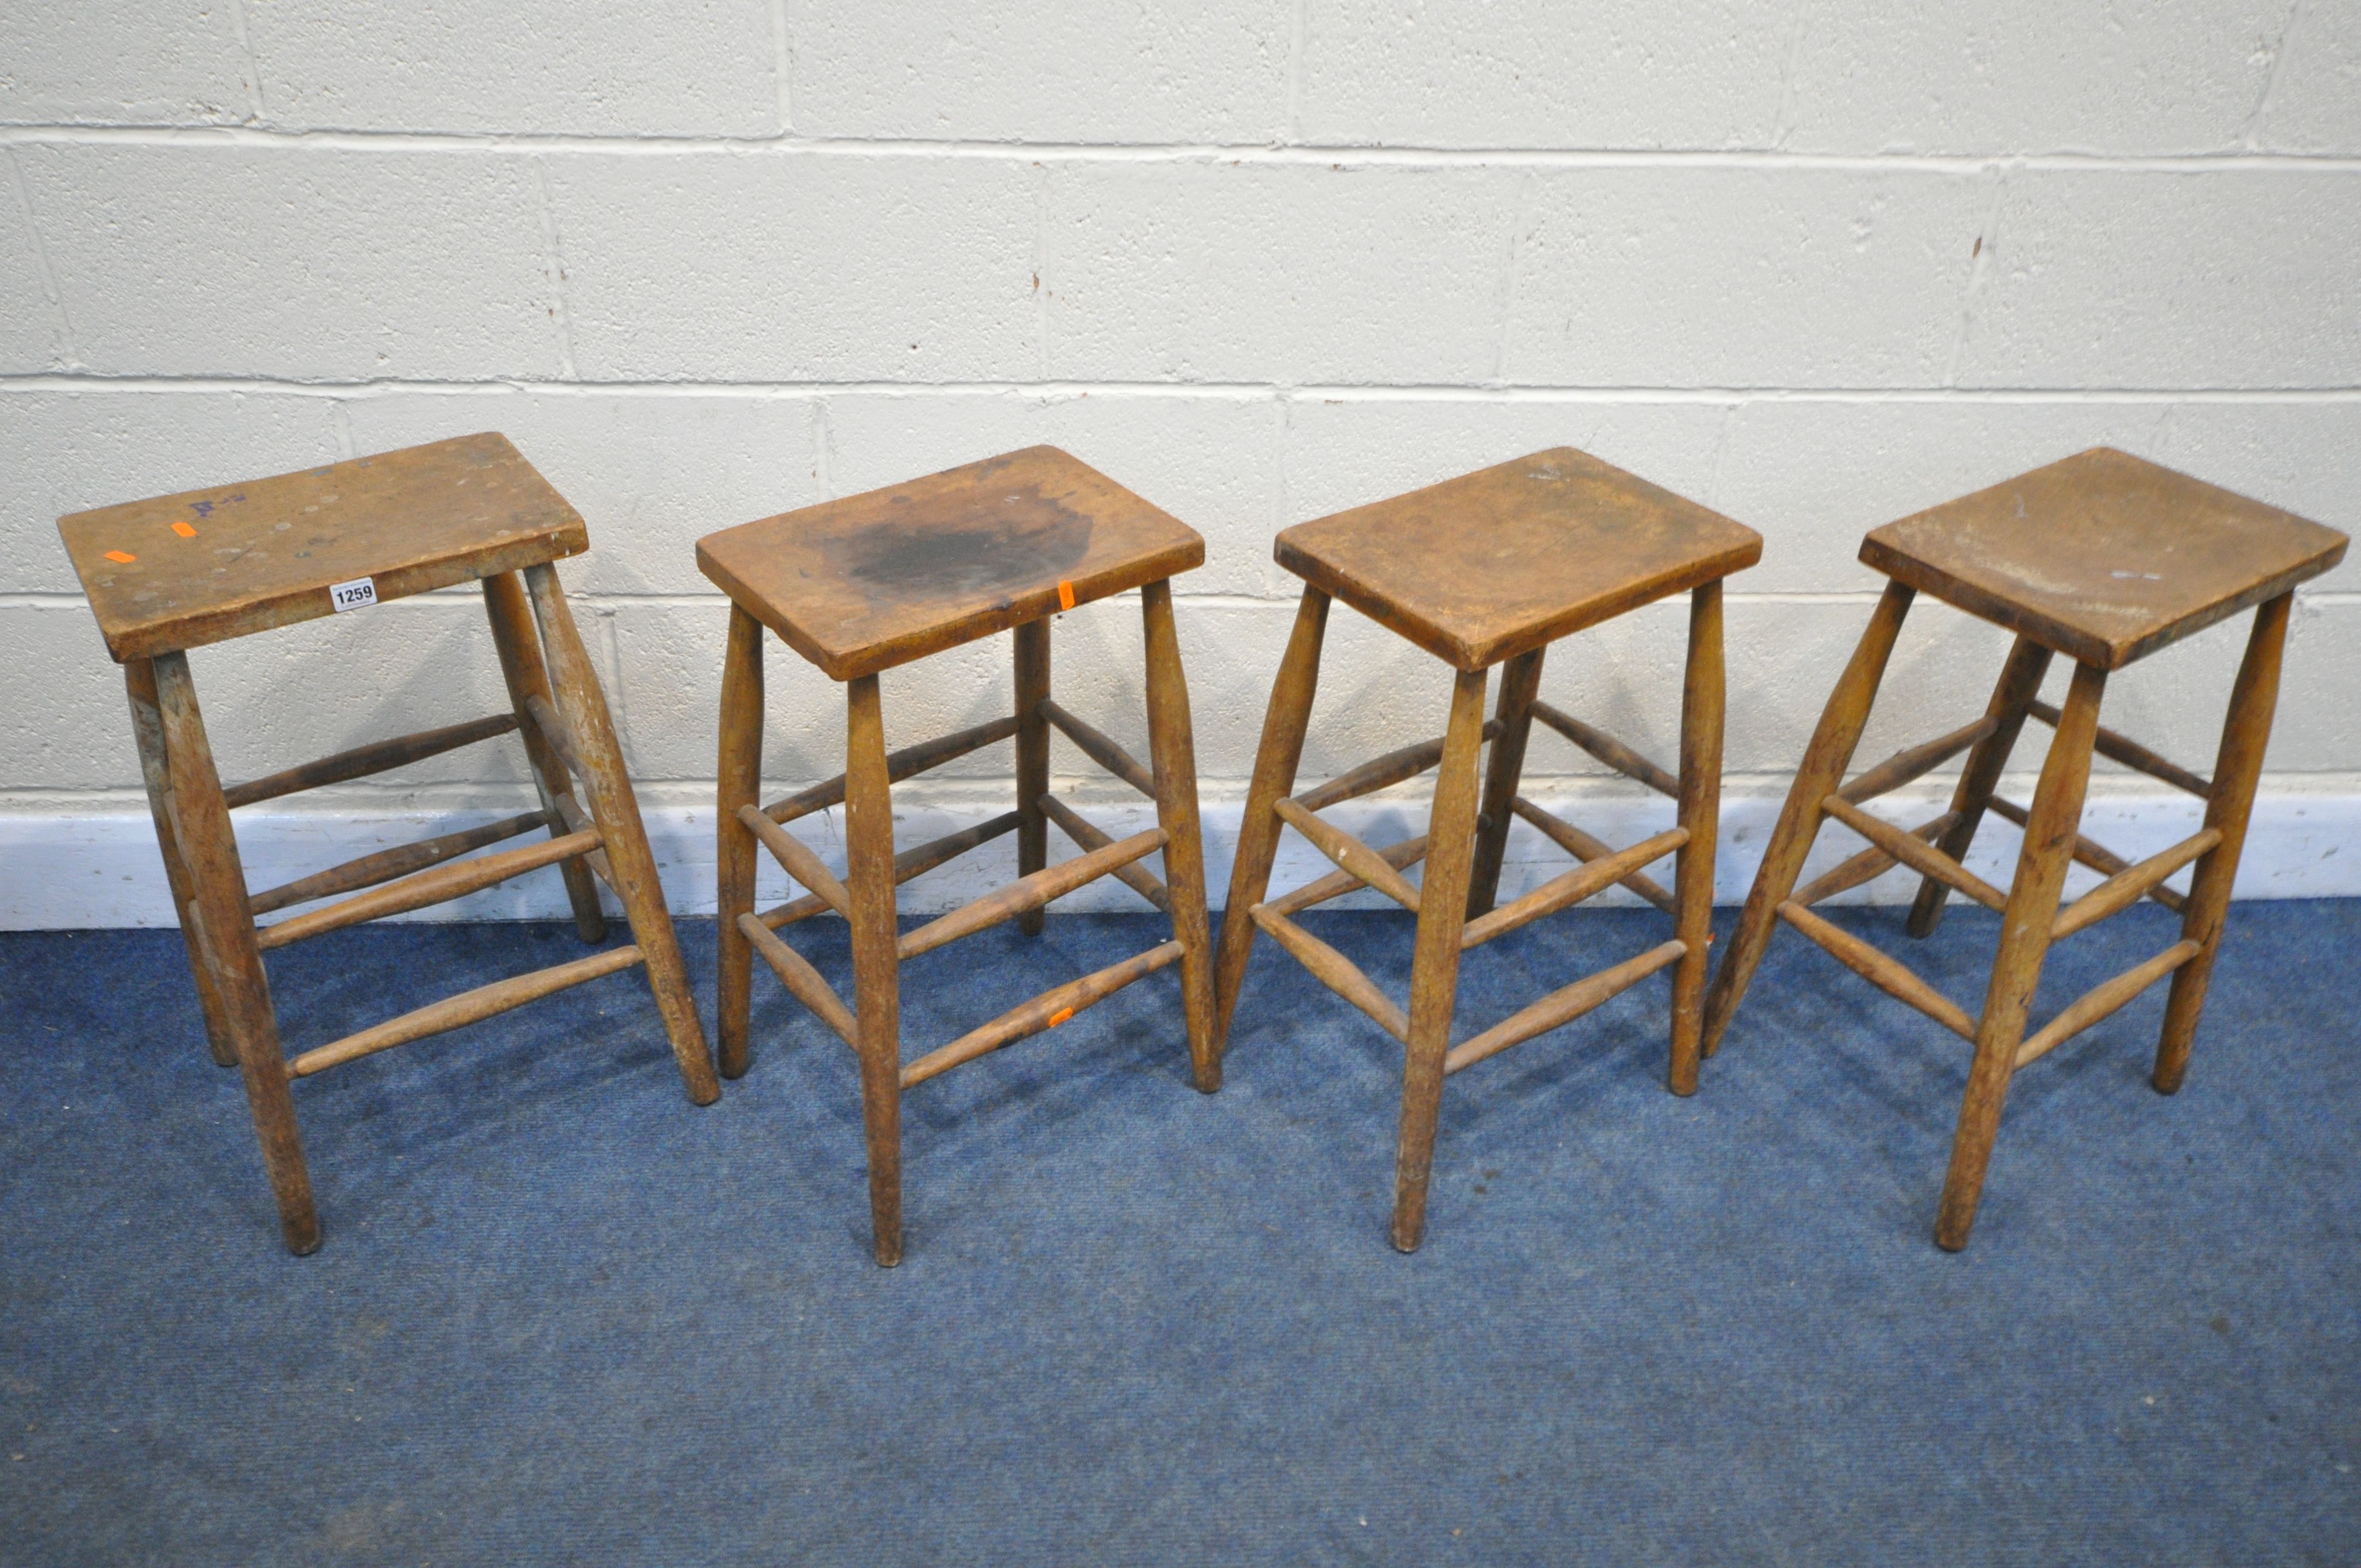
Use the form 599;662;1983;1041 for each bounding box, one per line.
1509;797;1677;914
1040;794;1170;911
523;694;584;781
1821;794;2008;913
899;827;1167;960
763;716;1020;826
1443;939;1687;1076
738;912;858;1047
1987;797;2188;914
1461;825;1688;951
288;943;645;1076
737;804;852;919
222;713;519;810
1837;716;1999;805
1292;720;1503;813
759;812;1023;930
2052;829;2221;940
1273;798;1423;914
2027;700;2212;799
550;796;618;888
1778;900;1977;1041
1039;699;1160;800
1248;903;1408;1042
1530;701;1679;798
900;939;1187;1088
2013;940;2202;1069
1267;835;1430;918
1792;811;1960;908
246;809;551;916
254;827;602;951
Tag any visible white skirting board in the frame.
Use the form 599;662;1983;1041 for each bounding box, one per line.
2;789;2355;930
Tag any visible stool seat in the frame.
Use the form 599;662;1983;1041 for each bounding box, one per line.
1860;447;2346;670
1275;446;1760;671
59;432;585;662
695;445;1203;680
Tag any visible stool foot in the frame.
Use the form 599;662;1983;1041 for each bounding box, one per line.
1669;581;1726;1095
1014;619;1052;939
715;604;766;1081
1466;647;1544;920
1140;581;1222;1092
844;674;906;1265
483;571;608;946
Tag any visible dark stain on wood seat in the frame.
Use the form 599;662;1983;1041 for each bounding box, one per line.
830;490;1094;607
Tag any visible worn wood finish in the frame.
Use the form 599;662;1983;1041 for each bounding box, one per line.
1509;798;1677;914
715;603;766;1079
841;674;905;1266
1391;667;1491;1253
1014;619;1052;937
1461;826;1687;951
1984;795;2189;915
1267;834;1431;918
1530;701;1680;798
123;657;238;1067
1860;447;2345;669
901;940;1186;1089
1041;795;1171;911
1248;905;1409;1042
1821;794;2008;913
1669;579;1726;1095
759;813;1024;930
222;714;519;811
1213;587;1331;1047
739;914;858;1048
898;828;1167;960
1907;637;2052;939
152;652;320;1254
291;945;648;1078
1041;699;1160;801
1935;660;2107;1251
254;827;600;951
1292;722;1502;813
1140;579;1222;1092
1793;812;1960;909
1778;900;1978;1041
763;716;1020;826
1837;715;1999;807
248;809;551;916
1467;650;1547;917
59;433;587;662
483;570;605;943
1704;581;1916;1055
738;805;853;921
1445;939;1688;1077
2156;592;2292;1094
525;563;718;1106
698;446;1205;680
523;694;584;782
1274;798;1423;914
2017;940;2202;1071
2053;829;2220;940
1277;448;1762;671
2026;699;2212;799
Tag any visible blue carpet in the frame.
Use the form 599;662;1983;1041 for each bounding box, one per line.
1;900;2355;1565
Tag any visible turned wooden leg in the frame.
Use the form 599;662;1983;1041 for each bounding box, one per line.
1140;580;1221;1093
1669;580;1726;1096
150;653;320;1255
522;563;719;1106
715;603;765;1081
1906;635;2053;940
124;657;237;1069
1466;646;1546;919
1702;581;1916;1055
1014;618;1052;938
2154;592;2290;1095
1391;666;1490;1254
1212;586;1331;1050
1935;660;2107;1251
483;571;607;945
843;673;905;1266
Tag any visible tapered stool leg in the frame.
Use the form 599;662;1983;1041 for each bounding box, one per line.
125;657;238;1069
1140;581;1221;1093
1014;619;1052;938
1466;647;1545;919
1212;586;1331;1049
1669;580;1726;1095
1702;581;1916;1055
1906;636;2053;940
1935;660;2106;1251
1391;666;1490;1253
715;604;766;1080
151;653;320;1254
2154;592;2291;1095
522;563;719;1106
483;571;608;945
844;673;905;1266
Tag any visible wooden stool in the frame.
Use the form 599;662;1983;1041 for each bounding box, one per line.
699;446;1217;1267
1702;447;2348;1250
58;433;719;1255
1212;448;1762;1251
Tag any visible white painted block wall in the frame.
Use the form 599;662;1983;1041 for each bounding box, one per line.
2;2;2356;925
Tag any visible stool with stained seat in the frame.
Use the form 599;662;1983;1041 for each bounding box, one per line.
699;445;1217;1267
1212;447;1762;1251
57;432;719;1255
1702;447;2348;1250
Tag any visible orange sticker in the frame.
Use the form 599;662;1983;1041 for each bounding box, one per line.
104;550;136;564
1056;580;1076;611
1047;1006;1075;1028
171;521;198;538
